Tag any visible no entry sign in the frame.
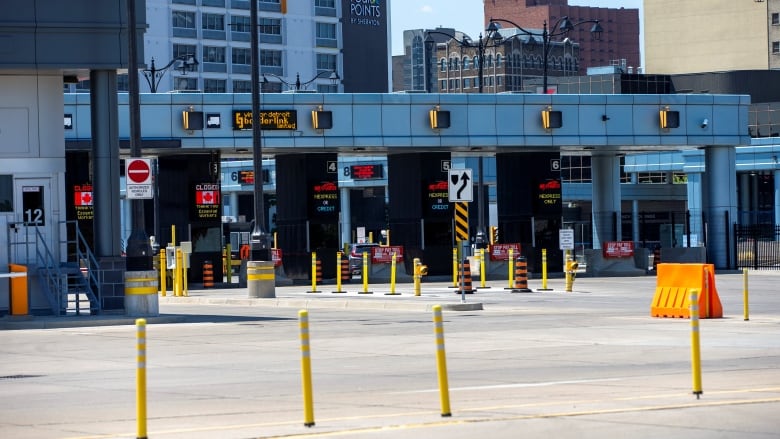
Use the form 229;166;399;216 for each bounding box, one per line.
126;158;153;199
126;158;151;184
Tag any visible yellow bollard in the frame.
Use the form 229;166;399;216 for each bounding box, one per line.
298;310;315;427
135;318;148;439
451;247;458;288
332;252;346;293
432;305;452;417
478;248;489;289
225;243;233;285
174;248;184;297
743;268;750;321
414;258;422;296
539;248;552;291
359;251;373;294
182;249;188;297
307;252;320;293
507;248;514;289
159;248;167;296
690;288;703;399
385;252;399;295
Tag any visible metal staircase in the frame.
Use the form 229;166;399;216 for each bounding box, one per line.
30;222;101;316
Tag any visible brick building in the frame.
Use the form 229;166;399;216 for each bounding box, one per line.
483;0;640;72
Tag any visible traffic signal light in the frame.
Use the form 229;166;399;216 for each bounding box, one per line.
490;226;499;244
429;107;450;129
660;108;680;129
541;108;562;130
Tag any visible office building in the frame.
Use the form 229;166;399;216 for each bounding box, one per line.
67;0;390;94
645;0;780;74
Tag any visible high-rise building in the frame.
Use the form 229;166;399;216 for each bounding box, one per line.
483;0;640;73
68;0;390;93
394;28;455;92
645;0;779;74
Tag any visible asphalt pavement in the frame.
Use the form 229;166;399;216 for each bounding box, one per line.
1;272;779;439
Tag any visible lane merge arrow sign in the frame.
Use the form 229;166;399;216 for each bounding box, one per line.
448;168;473;202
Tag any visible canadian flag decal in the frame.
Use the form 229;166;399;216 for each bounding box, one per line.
197;190;220;205
74;191;93;206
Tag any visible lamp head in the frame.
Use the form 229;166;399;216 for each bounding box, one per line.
590;21;604;40
328;71;340;85
558;16;573;33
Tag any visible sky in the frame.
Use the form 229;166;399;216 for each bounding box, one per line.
389;0;643;60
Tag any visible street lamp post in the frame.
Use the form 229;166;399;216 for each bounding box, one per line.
249;0;271;261
140;56;199;93
262;71;340;92
424;30;503;244
487;16;603;94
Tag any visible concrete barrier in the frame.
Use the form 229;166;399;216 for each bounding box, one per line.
125;270;159;317
248;261;275;298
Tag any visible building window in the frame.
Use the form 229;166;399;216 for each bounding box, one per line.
202;13;224;31
260;17;281;35
316;22;337;40
772;13;779;25
773;41;780;54
463;78;471;88
315;0;335;7
0;175;11;212
260;0;280;3
174;77;198;91
440;58;447;72
204;79;226;93
440;79;447;90
233;80;251;93
203;46;226;63
232;47;251;65
231;15;251;33
261;49;282;67
173;44;197;59
496;54;503;69
463;57;471;70
316;53;337;72
172;11;195;29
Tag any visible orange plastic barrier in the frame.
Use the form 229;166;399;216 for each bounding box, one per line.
651;263;723;319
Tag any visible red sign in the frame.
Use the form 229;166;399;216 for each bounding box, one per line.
127;159;151;184
489;243;522;261
272;248;282;267
371;246;404;264
603;241;635;258
73;184;93;206
196;190;220;205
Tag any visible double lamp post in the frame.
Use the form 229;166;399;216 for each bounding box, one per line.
424;16;603;244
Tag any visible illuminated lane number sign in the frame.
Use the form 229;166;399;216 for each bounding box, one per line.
22;186;45;226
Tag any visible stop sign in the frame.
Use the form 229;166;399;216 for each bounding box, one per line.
127;159;151;184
